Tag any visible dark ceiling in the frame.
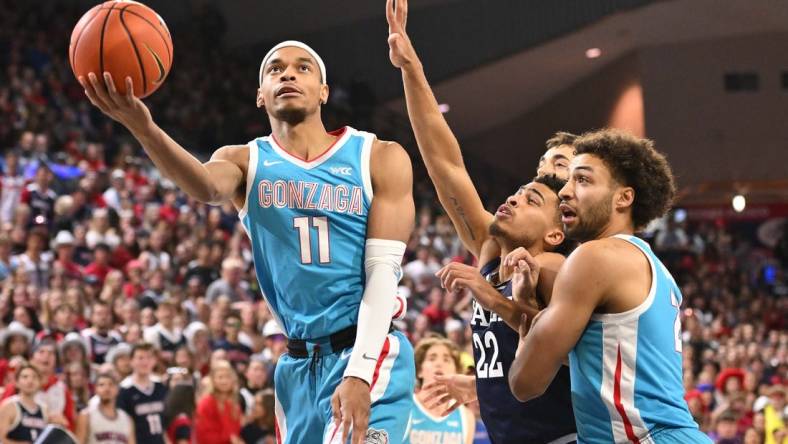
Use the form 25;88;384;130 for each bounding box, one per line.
120;0;656;101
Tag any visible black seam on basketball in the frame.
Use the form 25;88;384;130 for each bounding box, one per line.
98;4;118;76
70;6;103;71
119;6;147;96
121;9;172;66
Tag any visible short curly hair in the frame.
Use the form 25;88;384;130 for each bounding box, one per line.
573;129;676;229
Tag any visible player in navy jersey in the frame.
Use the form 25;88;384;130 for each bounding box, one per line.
117;342;168;444
82;34;416;444
387;1;577;442
0;365;47;444
509;130;711;443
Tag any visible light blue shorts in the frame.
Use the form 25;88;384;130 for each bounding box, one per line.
274;330;415;444
649;427;712;444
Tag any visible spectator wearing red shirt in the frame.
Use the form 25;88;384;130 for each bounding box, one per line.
78;171;107;209
35;304;78;345
123;260;146;299
164;383;196;444
421;287;451;329
84;243;116;285
111;229;141;271
81;142;107;173
159;189;180;225
194;360;243;444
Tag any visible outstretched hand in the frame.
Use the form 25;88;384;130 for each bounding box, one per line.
79;72;152;132
386;0;418;68
420;373;478;416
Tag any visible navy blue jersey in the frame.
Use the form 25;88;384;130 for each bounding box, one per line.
471;258;576;444
82;329;121;364
117;377;168;444
5;396;46;443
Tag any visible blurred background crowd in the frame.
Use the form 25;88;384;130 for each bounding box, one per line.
0;1;786;444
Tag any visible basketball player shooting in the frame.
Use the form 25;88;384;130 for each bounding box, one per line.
79;39;416;444
508;131;712;443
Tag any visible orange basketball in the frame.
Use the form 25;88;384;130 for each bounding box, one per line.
69;0;173;99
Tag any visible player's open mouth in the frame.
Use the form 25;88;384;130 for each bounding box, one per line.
559;203;576;224
495;205;512;217
276;85;303;98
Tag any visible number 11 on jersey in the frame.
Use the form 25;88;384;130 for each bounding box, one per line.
293;216;331;264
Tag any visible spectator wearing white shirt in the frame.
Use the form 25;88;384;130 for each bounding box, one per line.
103;169;127;212
0;151;24;225
205;258;248;304
403;246;440;284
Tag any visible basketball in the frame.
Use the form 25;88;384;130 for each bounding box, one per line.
69;0;173;99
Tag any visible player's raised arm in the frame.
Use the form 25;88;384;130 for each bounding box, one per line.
387;0;492;257
80;73;245;205
332;140;415;444
508;243;609;402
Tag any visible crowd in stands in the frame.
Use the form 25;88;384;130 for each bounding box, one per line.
0;1;785;443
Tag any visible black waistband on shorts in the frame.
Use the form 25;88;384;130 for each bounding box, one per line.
286;324;394;359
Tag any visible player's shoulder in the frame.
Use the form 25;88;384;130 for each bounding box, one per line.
567;238;624;261
211;144;249;164
0;394;18;411
535;251;565;269
78;403;94;418
370;138;410;164
561;239;624;281
368;138;412;186
119;376;134;389
574;237;650;270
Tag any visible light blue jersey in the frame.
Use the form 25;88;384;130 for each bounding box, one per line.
239;126;374;340
408;396;472;444
569;235;709;444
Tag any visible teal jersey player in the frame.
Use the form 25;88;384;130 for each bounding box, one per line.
81;35;416;444
509;131;711;444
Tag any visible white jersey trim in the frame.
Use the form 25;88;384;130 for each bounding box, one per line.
120;376;161;395
590;234;657;324
545;433;579;444
599;318;653;443
9;396;22;432
8;396;44;433
370;333;400;403
267;127;352;170
274;390;288;444
356;129;375;203
412;394;451;423
239;139;260;220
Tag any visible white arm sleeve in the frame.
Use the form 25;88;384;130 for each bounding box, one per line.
343;238;406;384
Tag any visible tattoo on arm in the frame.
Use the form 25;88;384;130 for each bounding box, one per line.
451;197;476;241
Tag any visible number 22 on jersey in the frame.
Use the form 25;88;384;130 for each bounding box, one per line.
473;331;503;379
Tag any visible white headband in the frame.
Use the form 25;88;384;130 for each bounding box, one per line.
259;40;327;86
